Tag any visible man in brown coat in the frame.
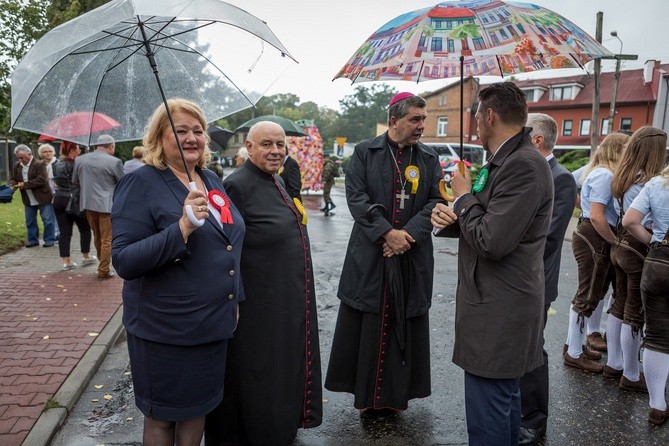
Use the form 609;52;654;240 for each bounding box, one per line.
432;82;553;445
9;144;57;248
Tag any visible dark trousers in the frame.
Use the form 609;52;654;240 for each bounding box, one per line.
519;304;550;429
571;220;613;317
465;371;521;446
642;245;669;354
610;230;648;331
54;208;92;258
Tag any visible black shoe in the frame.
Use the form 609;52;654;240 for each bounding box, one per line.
330;202;336;209
43;243;54;247
320;206;327;211
360;408;398;421
518;426;546;446
25;243;39;248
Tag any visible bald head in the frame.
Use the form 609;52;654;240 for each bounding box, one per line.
245;121;287;174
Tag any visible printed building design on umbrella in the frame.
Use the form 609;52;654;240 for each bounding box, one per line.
337;0;606;83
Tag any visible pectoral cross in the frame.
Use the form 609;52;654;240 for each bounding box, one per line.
396;189;410;210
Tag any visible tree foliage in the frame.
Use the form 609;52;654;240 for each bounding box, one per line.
334;84;397;143
0;0;107;139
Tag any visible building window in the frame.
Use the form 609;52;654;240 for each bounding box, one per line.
438;95;447;106
431;37;443;52
601;118;609;136
447;39;455;53
563;120;573;136
523;89;535;102
580;119;591;136
620;118;632;132
437;117;448;136
551;86;572;101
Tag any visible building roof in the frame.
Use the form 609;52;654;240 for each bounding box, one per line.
511;64;669;108
428;7;475;19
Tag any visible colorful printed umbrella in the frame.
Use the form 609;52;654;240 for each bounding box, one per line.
334;0;613;179
335;0;612;83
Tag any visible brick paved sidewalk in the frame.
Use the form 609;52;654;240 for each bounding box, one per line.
0;237;122;446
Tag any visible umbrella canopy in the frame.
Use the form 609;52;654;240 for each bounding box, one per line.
11;0;297;148
207;124;235;152
366;203;408;365
235;115;308;137
37;111;121;142
334;0;613;164
335;0;612;83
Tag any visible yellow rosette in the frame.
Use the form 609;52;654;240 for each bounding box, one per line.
404;165;420;194
293;198;308;225
278;166;284;175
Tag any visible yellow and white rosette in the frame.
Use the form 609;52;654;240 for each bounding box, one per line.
404;165;420;194
293;197;308;225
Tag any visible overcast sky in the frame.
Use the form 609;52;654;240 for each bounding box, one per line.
237;0;668;111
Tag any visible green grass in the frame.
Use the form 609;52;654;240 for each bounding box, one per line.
0;194;34;254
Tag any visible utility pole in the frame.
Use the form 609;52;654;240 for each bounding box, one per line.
607;31;639;134
591;12;603;152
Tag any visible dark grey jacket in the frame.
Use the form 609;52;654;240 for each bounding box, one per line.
337;133;442;317
439;129;553;379
544;157;577;304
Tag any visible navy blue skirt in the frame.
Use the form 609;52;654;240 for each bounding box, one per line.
127;332;228;421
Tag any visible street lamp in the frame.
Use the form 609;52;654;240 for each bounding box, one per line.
607;31;623;135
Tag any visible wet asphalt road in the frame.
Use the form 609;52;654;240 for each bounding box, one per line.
51;184;669;446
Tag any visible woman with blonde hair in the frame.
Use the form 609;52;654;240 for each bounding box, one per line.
564;132;629;373
624;164;669;425
605;127;667;391
112;98;245;445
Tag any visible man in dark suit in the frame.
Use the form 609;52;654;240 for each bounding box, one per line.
432;82;553;445
9;144;57;247
518;113;577;445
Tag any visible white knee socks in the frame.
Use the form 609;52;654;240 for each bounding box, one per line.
643;349;669;411
621;323;642;381
587;298;606;335
605;315;623;371
567;308;584;358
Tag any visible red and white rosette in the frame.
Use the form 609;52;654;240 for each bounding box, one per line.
208;190;233;224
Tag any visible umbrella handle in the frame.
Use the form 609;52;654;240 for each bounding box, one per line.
184;181;206;227
439;180;455;202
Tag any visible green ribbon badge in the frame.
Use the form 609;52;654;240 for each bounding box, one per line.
472;167;489;195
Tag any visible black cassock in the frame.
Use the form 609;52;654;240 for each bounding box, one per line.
325;141;433;411
205;161;322;446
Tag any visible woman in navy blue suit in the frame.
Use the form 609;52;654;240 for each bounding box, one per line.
112;99;245;446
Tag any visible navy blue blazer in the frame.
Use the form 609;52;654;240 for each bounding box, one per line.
111;165;245;345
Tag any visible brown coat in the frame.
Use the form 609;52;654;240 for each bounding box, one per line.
440;129;553;379
10;159;53;206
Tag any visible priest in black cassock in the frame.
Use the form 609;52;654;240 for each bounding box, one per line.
324;93;443;420
204;121;322;445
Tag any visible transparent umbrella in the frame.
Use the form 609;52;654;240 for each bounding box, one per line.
11;0;296;226
10;0;296;149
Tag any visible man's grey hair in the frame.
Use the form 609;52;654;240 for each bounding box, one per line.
96;134;115;147
527;113;558;151
236;147;249;160
388;95;426;125
14;144;32;155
